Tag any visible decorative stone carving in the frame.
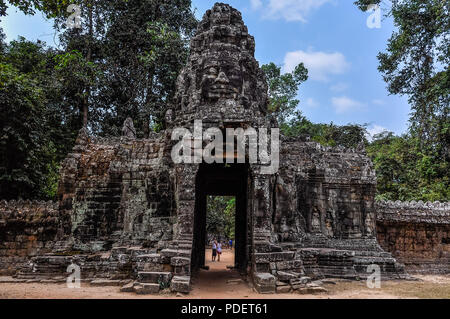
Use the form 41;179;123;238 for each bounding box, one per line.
121;117;136;139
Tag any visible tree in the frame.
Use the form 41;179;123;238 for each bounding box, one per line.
49;0;197;136
206;196;235;241
367;131;449;201
281;110;368;149
355;0;449;201
355;0;449;158
1;0;73;18
0;0;106;129
0;0;199;200
0;38;60;199
53;0;112;129
99;0;197;137
261;62;308;125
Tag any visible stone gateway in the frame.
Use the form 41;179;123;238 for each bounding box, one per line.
0;3;448;294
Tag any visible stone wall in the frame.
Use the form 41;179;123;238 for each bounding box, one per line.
376;200;450;274
276;136;377;245
57;129;176;252
0;200;60;275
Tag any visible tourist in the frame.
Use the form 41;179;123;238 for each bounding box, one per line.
212;240;217;262
217;241;222;261
229;239;233;249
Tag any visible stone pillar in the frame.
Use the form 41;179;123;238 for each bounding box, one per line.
252;173;273;240
174;164;198;240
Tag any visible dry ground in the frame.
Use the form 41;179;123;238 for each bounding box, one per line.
0;249;449;299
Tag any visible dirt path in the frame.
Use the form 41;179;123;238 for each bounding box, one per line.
0;250;449;299
188;248;256;298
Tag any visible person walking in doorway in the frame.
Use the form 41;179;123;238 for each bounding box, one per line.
212;240;217;262
217;241;222;262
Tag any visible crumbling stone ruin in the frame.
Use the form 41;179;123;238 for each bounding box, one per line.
0;3;448;294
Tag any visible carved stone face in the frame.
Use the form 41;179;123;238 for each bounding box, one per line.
165;109;173;124
199;56;243;102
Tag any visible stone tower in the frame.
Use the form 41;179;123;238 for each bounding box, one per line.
172;2;270;127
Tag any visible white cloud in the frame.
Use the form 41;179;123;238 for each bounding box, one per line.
366;125;389;141
331;96;365;114
284;50;350;82
252;0;333;22
250;0;263;10
372;99;385;105
305;97;319;108
330;82;349;92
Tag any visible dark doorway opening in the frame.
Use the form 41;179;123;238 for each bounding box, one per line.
191;163;249;273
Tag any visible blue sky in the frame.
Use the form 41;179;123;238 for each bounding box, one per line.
1;0;412;136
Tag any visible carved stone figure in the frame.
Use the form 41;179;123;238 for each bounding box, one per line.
121;117;136;139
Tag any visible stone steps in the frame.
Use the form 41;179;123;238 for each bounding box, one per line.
254;241;282;253
253;272;276;294
170;276;190;293
134;283;160;295
160;248;191;260
137;271;172;285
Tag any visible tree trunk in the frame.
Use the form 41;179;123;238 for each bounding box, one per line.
83;1;94;128
143;66;155;138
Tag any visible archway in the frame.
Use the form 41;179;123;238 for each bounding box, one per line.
191;163;249;274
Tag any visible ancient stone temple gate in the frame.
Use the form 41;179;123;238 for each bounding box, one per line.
0;3;448;294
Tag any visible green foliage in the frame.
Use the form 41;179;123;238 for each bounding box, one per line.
0;62;45;199
1;0;75;18
367;131;449;202
281;111;368;149
98;0;197;137
355;0;449;160
53;49;101;128
261;62;308;125
0;37;77;200
206;196;235;241
353;0;450;201
0;0;198;200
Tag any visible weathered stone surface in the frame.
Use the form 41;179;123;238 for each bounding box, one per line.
254;252;295;263
253;273;276;294
170;276;190;293
120;281;135;292
121;117;136;139
137;272;172;285
0;200;59;275
276;271;298;282
134;283;160;295
376;200;450;274
276;285;292;293
253;272;276;285
170;257;190;267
